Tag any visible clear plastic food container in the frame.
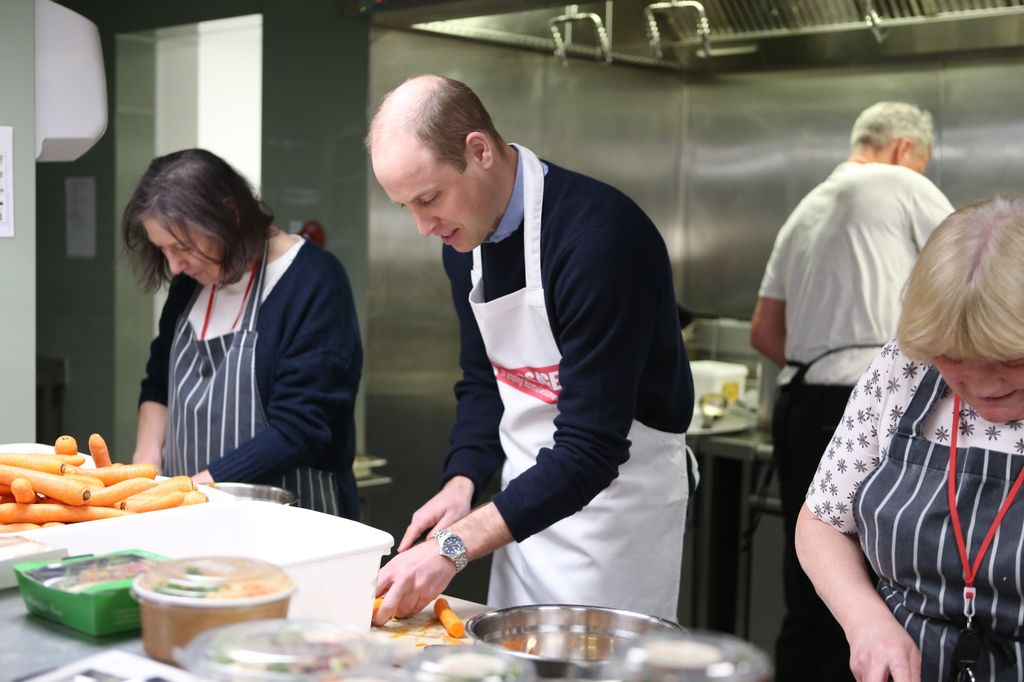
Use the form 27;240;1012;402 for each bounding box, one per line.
403;645;537;682
611;630;772;681
176;618;391;681
132;556;295;663
332;667;416;682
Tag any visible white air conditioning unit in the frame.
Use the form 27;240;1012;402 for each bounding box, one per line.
35;0;107;162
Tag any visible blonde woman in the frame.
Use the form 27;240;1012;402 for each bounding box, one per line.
797;195;1024;681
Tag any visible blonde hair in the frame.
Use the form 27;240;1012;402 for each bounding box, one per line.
898;195;1024;363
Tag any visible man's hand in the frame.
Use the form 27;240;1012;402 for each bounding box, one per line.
373;540;456;625
847;617;921;682
374;502;514;627
398;476;474;552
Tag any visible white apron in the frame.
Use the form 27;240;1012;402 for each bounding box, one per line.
473;145;692;620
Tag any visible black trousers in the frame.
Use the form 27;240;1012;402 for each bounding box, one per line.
771;382;857;682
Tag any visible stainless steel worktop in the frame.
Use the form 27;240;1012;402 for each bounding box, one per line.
1;587;146;681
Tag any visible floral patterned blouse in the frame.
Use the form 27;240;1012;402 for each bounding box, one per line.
806;340;1024;533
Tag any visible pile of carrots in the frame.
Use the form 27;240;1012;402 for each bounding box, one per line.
0;434;207;533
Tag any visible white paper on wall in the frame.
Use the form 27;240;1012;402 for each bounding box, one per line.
0;126;13;238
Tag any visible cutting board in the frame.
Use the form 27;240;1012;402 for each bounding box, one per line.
375;596;490;661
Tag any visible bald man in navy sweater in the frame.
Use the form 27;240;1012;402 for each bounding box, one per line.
367;75;696;624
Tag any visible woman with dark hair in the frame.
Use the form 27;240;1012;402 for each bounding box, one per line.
124;148;363;518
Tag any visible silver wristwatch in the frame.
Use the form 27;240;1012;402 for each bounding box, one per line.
433;529;468;572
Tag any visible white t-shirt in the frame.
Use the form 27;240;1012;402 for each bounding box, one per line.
806;341;1024;533
759;162;953;385
187;239;305;339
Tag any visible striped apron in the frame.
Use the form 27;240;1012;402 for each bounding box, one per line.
855;366;1024;681
164;244;340;515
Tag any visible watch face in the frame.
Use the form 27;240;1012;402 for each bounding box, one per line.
442;536;464;555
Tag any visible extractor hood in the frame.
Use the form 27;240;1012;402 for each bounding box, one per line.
363;0;1024;71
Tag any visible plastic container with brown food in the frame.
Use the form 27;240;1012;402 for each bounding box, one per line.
132;556;295;663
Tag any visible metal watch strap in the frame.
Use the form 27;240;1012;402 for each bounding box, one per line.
434;529;468;572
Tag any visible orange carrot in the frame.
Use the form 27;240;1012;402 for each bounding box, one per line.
0;483;9;495
146;476;195;494
41;521;65;527
121;490;184;513
51;454;86;466
0;453;68;475
118;477;194;507
85;478;159;507
10;478;36;504
88;433;112;468
54;435;78;456
0;465;93;506
434;598;465;638
63;474;106;489
372;596;384;624
0;523;42;533
0;503;130;524
180;490;208;506
62;463;157;485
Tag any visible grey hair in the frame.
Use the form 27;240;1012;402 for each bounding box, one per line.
850;101;935;155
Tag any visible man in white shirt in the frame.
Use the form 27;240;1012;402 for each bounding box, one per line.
750;101;953;681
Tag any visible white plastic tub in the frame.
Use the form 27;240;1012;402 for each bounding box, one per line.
689;360;749;404
20;502;393;628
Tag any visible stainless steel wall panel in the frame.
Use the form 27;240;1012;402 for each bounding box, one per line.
938;57;1024;207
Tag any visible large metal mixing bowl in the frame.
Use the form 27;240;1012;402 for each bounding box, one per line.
465;604;683;679
213;482;297;505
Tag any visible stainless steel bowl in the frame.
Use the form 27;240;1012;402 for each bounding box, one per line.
465;604;684;679
213;482;298;505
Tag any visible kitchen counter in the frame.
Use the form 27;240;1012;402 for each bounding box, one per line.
1;586;147;681
0;586;485;681
687;421;776;638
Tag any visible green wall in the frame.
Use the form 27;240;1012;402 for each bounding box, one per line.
261;0;371;452
35;1;371;457
0;0;37;442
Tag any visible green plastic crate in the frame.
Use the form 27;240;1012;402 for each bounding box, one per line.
14;549;166;636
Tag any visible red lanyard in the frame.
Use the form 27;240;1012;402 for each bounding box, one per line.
947;394;1024;625
198;262;259;341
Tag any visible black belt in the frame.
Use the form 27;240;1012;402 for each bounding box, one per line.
784;344;884;388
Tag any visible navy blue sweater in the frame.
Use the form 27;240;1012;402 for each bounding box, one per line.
442;162;693;542
139;242;363;519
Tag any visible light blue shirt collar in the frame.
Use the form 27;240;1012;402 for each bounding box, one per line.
486;145;548;245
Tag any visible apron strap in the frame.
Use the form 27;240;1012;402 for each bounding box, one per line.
239;241;271;332
514;144;545;289
896;364;946;437
784;343;885;388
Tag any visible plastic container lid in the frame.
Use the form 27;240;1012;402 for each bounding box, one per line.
403;645;536;682
133;556;294;607
176;618;390;681
612;631;772;681
328;667;415;682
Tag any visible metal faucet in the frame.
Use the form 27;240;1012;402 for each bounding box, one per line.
861;0;888;44
547;4;612;67
643;0;712;60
